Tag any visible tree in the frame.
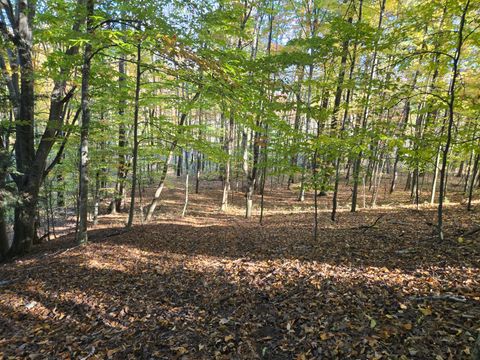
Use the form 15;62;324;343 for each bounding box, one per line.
437;0;471;241
0;0;81;256
77;0;95;245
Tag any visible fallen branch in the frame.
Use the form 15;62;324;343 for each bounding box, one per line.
408;294;467;303
89;229;131;242
357;214;385;233
0;279;18;286
462;226;480;238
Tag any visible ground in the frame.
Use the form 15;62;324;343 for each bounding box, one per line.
1;179;479;359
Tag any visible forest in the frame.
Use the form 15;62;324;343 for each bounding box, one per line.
1;0;480;358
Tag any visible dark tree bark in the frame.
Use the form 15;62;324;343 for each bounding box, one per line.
331;14;354;221
0;0;81;257
0;146;10;258
467;153;479;211
437;0;470;241
77;0;95;245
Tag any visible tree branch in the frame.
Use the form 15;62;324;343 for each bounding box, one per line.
43;107;81;179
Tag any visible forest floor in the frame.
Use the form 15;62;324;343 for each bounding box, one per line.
1;177;480;359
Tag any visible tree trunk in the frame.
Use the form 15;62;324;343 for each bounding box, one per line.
464;147;474;194
352;0;384;212
12;189;38;255
246;126;260;218
221;112;234;211
0;203;8;259
144;91;200;222
331;15;353;221
0;0;82;257
182;152;190;217
0;146;10;258
176;152;183;177
468;153;479;211
288;65;304;189
195;151;201;194
430;146;441;204
437;0;469;241
298;63;314;202
77;0;95;245
127;43;141;228
93;170;100;226
145;151;174;222
112;48;128;213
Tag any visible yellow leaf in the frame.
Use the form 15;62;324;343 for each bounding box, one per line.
175;346;188;355
403;323;413;330
224;335;234;342
419;307;432;316
370;319;377;329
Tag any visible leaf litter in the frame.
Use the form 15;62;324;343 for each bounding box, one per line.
0;185;479;359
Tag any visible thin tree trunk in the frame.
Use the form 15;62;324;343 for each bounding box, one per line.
288;65;304;189
182;152;190;217
0;154;9;258
145;151;173;222
430;146;441;204
93;170;100;226
464;147;474;194
76;0;94;245
127;43;141;228
195;109;203;194
195;151;201;194
259;123;269;224
221;112;233;211
246;125;260;218
352;0;384;212
467;153;479;211
331;14;354;221
438;0;469;241
144;91;201;222
298;63;314;202
111;49;128;213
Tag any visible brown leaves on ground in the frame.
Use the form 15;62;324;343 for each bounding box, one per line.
0;185;479;359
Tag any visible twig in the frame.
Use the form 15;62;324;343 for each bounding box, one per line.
79;346;96;360
357;214;385;233
408;294;467;303
461;226;480;238
0;278;18;286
